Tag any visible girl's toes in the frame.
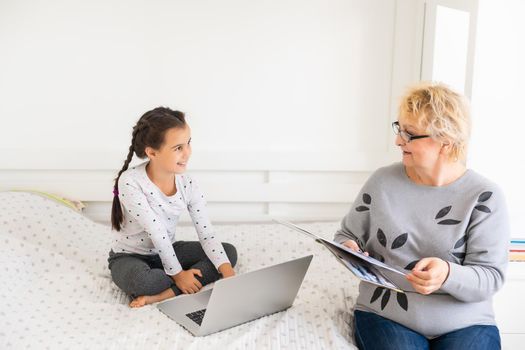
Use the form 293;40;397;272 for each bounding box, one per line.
130;296;146;308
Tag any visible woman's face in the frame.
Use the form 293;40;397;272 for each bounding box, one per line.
147;125;192;174
395;119;444;170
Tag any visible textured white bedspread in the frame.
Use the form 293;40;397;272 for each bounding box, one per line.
0;191;359;349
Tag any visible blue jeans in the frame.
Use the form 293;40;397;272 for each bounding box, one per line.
354;310;501;350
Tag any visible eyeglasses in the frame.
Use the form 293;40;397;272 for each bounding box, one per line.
391;121;430;143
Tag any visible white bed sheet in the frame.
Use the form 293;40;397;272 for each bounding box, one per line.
0;191;359;349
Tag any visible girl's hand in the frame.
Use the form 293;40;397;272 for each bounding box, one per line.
172;269;203;294
342;240;369;256
218;263;235;278
406;257;450;295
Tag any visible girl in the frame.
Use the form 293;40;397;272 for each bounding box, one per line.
108;107;237;308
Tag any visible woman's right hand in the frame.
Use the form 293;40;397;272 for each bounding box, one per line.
172;269;203;294
342;240;368;256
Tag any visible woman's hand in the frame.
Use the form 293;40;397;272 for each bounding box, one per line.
218;263;235;278
406;257;450;295
172;269;203;294
342;240;369;256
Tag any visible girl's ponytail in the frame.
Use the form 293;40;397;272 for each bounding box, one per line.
111;127;139;231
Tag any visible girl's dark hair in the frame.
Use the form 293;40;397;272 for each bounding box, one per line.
111;107;186;231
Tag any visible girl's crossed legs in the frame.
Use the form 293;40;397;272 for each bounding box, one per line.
108;241;237;307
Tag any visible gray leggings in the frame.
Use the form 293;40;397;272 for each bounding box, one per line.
108;241;237;299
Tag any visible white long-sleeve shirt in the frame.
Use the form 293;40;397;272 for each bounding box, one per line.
112;161;230;276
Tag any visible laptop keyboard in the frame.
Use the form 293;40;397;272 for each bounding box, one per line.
185;308;207;326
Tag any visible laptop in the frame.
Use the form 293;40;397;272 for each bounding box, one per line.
157;255;313;336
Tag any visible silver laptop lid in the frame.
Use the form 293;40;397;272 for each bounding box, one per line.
197;255;313;336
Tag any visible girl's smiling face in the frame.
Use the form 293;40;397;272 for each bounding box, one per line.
146;125;192;174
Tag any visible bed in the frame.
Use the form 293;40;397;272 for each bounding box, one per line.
0;191;359;349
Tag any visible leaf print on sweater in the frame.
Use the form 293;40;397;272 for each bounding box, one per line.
370;287;408;311
435;206;462;225
355;193;372;212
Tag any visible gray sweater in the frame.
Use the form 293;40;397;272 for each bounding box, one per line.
334;162;510;338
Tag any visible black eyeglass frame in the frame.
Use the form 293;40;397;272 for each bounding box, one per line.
391;121;430;143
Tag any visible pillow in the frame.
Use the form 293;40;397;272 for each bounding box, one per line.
7;190;85;212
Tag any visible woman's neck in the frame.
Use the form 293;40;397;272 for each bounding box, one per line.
405;161;466;187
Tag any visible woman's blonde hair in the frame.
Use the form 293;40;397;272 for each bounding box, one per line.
398;81;471;161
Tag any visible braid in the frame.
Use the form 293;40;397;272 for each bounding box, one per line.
110;130;138;231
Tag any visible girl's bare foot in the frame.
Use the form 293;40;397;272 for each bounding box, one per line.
129;288;176;308
129;296;148;308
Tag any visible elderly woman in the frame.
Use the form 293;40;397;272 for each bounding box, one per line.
335;82;509;349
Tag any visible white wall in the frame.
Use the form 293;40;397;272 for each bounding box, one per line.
0;0;399;159
469;0;525;237
0;0;423;222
